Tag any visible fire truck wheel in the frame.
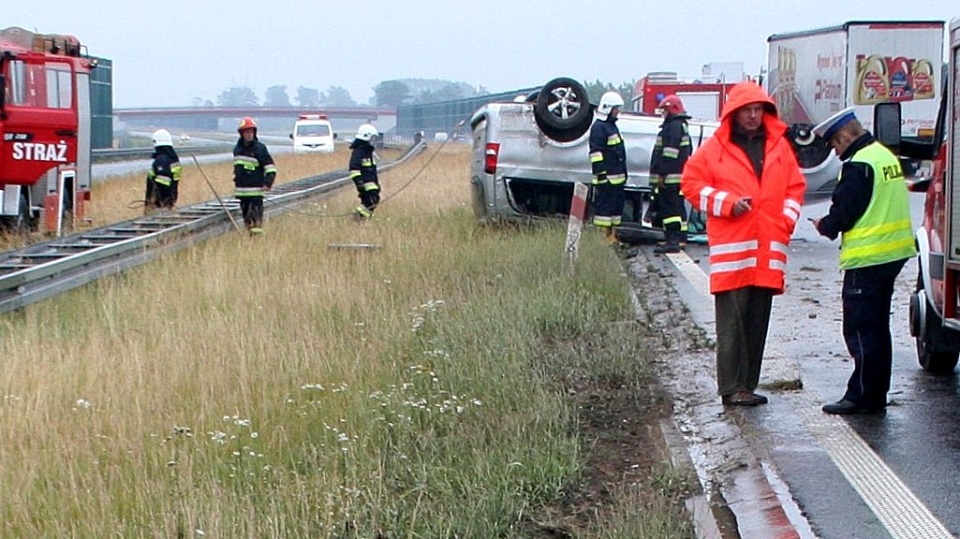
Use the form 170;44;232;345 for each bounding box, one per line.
534;77;591;132
914;291;960;374
10;193;34;235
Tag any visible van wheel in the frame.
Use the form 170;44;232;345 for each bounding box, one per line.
786;123;833;169
535;77;591;131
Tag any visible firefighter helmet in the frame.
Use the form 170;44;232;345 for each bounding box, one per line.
151;129;173;147
596;91;624;118
355;124;379;142
659;94;686;114
237;117;258;133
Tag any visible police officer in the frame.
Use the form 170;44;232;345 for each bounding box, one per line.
350;124;381;220
589;91;627;246
650;94;692;253
233;117;277;235
145;129;181;213
811;107;916;415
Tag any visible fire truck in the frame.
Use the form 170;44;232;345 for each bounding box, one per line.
631;70;741;121
0;26;96;234
875;17;960;374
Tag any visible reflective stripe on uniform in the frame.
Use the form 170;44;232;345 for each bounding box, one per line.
783;198;801;223
234;155;259;170
711;239;759;256
234;187;264;197
663;173;682;184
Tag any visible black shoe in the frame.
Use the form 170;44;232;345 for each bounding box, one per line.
722;391;767;406
821;399;885;415
653;244;681;254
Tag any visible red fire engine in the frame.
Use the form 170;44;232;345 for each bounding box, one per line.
875;17;960;374
0;26;95;234
631;71;739;121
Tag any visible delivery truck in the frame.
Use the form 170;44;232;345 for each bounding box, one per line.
767;21;944;146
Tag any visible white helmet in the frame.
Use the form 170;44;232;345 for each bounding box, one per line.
596;91;625;119
151;129;173;147
355;124;379;142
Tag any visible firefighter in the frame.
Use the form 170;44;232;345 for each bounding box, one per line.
349;124;381;220
145;129;181;214
811;107;916;415
232;117;277;235
650;94;692;253
589;91;627;246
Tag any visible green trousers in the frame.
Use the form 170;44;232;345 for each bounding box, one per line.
714;286;774;396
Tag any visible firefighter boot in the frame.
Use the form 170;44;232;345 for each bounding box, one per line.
603;226;618;246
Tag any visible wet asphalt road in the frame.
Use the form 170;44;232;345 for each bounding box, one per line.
654;192;960;538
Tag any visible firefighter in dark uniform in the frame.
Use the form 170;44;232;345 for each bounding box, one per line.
650;94;692;253
811;107;916;415
145;129;182;213
350;124;381;220
233;117;277;235
589;91;627;246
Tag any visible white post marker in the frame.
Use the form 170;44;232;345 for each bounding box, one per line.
564;182;590;274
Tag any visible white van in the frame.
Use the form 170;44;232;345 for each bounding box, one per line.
290;115;336;153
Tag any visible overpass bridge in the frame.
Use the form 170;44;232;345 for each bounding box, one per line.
113;106;397;137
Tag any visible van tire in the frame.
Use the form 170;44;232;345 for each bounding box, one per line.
535;77;591;131
786;123;833;169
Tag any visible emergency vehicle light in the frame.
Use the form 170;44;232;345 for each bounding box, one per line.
298;114;328;120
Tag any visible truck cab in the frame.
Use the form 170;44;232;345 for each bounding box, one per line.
875;17;960;373
0;26;94;234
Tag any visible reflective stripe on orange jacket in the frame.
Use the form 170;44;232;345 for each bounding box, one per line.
680;82;806;295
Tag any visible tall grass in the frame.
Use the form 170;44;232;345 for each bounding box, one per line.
0;145;688;537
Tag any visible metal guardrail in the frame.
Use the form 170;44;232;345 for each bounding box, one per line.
0;142;427;314
92;144;234;162
92;140;409;163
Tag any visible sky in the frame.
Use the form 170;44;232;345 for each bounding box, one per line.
4;1;960;108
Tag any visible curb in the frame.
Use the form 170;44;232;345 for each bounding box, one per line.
626;250;813;539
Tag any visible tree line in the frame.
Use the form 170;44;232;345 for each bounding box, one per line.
204;78;636;109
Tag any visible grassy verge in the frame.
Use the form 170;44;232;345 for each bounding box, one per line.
0;146;693;537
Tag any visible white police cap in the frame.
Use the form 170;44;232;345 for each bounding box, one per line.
813;106;857;141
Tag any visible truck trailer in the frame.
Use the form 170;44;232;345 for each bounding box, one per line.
767;21;944;142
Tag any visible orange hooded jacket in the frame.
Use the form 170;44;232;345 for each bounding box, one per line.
680;82;806;295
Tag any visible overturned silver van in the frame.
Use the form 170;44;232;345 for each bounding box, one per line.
469;77;840;242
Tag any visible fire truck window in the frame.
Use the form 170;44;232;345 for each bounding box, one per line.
45;63;72;109
6;60;28;106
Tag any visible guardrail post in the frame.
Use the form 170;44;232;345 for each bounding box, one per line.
564;182;589;275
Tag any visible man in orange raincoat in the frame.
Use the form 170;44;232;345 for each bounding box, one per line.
681;82;806;407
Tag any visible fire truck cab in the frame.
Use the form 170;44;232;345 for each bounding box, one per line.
874;17;960;374
0;26;95;234
631;71;740;121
